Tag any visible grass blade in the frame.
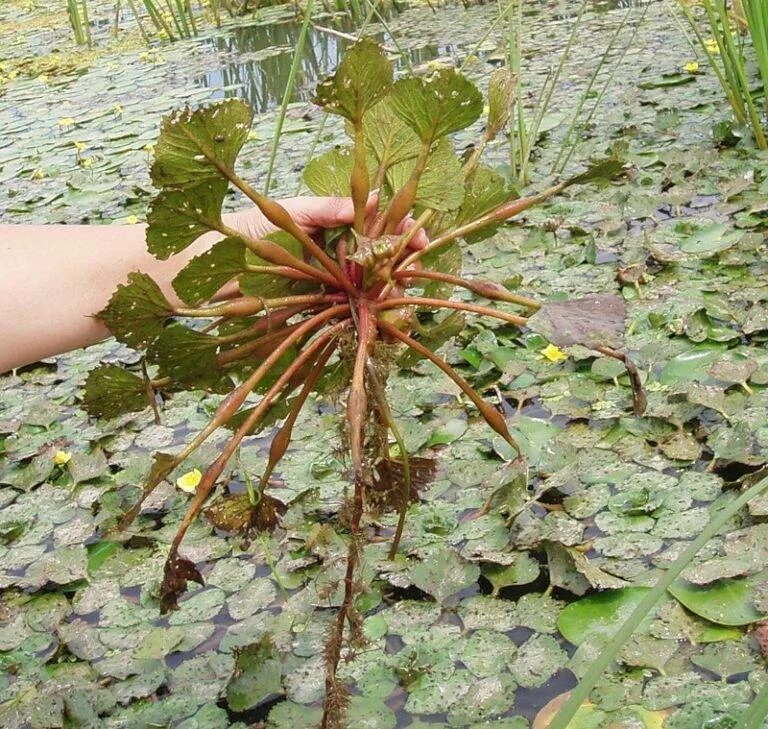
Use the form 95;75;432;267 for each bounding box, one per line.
264;0;315;193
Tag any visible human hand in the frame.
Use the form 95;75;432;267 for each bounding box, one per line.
225;193;429;250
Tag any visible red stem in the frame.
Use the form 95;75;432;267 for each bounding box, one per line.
374;297;528;328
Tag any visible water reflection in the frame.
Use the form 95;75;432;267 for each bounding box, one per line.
196;15;458;113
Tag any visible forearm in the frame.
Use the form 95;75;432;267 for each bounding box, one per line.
0;222;225;373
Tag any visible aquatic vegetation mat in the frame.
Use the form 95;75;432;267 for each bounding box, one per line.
2;1;768;728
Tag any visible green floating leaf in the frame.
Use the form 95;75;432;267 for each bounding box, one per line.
82;364;149;418
151;99;253;189
526;295;626;351
97;272;174;350
313;37;393;122
226;637;283;712
173;236;246;306
408;544;480;604
386;136;464;212
557;587;655;646
389;68;483;142
668;575;768;626
565;156;625;187
86;540;120;575
147;324;230;391
146;181;228;259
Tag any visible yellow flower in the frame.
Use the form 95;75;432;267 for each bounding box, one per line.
126;215;139;225
113;103;123;117
74;141;86;152
143;143;155;153
176;468;202;493
81;157;93;168
30;167;46;180
683;61;699;73
704;38;719;54
541;343;567;363
247;130;258;141
53;450;72;466
58;117;75;128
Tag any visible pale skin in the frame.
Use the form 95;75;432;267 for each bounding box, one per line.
0;195;426;374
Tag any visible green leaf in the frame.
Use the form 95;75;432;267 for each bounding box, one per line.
86;541;120;575
240;231;318;299
303;147;353;196
564;156;625;187
146;181;228;259
419;239;462;300
82;364;149;419
97;272;174;350
408;544;480;603
313;38;393;122
150;99;253;189
172;236;246;305
487;67;517;140
557;587;655;646
668;575;768;626
362;99;421;168
398;311;465;367
386;137;464;212
454;165;513;238
225;637;283;712
389;68;483;142
481;554;540;596
147;324;230;391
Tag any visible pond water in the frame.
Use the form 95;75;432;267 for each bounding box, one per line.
2;0;768;727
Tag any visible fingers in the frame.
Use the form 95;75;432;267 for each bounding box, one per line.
394;215;429;250
279;196;355;233
280;192;380;234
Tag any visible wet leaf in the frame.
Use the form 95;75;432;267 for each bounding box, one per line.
668;575;768;626
82;364;148;419
389;68;483;142
146;181;228;259
150;99;253;189
526;295;626;350
408;545;480;603
225;636;283;712
362;99;421;168
172;236;246;306
160;555;204;614
147;324;228;391
97;272;174;350
557;587;657;646
313;38;392;122
386;136;464;211
205;492;286;535
302;147;354;197
398;311;465;367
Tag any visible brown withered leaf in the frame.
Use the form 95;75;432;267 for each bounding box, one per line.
527;295;626;350
205;493;286;536
160;554;204;614
369;456;436;512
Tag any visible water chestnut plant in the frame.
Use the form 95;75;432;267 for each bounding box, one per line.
84;38;645;727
